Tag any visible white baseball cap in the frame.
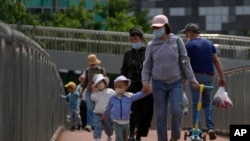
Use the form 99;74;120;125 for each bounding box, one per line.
114;75;131;87
92;74;109;86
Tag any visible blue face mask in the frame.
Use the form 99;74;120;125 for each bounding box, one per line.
132;42;142;50
153;27;165;38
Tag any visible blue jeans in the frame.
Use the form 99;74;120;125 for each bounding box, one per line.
69;109;81;128
152;79;183;141
189;74;215;130
113;122;129;141
93;113;113;139
85;91;94;126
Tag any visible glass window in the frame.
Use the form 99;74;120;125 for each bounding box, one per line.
214;15;221;23
206;15;213;22
235;6;250;15
221;7;228;15
235;6;243;15
148;8;163;17
207;7;214;15
170;8;185;16
214;7;221;15
206;23;213;31
243;6;250;14
214;23;221;30
199;7;206;16
222;15;228;23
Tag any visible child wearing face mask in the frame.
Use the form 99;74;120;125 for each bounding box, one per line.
102;75;151;141
91;74;114;141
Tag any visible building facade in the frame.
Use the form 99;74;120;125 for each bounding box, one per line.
132;0;250;36
22;0;107;13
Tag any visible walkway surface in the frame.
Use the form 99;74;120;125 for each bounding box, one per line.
57;129;229;141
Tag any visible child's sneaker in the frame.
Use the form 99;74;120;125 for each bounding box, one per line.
77;124;81;130
208;129;217;140
70;126;75;131
84;125;92;132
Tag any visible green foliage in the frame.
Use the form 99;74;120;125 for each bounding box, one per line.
46;1;96;29
94;0;151;32
0;0;151;32
0;0;38;25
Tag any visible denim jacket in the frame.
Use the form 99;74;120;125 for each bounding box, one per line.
103;91;146;121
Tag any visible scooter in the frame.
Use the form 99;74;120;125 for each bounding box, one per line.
184;84;214;141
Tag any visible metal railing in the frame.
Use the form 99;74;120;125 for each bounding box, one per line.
11;25;250;60
3;24;250;138
0;22;67;141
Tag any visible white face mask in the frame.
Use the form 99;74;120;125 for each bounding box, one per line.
115;88;125;95
96;82;106;90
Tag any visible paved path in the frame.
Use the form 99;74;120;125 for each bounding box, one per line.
57;129;229;141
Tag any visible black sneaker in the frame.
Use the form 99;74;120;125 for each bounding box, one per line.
135;137;141;141
70;126;75;131
208;129;217;140
77;125;81;130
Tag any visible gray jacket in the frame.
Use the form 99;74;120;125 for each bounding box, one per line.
142;33;196;85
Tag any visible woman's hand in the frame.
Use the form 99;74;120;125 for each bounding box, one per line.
142;84;152;94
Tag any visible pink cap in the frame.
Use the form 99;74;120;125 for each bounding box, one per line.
78;73;85;81
151;15;169;27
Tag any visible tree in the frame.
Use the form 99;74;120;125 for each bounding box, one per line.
94;0;151;32
0;0;38;25
45;0;95;29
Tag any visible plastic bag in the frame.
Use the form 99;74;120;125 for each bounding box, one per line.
212;87;233;109
183;92;189;115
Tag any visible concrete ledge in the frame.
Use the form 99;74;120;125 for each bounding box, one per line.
50;126;66;141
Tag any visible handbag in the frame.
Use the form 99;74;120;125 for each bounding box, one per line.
176;37;188;80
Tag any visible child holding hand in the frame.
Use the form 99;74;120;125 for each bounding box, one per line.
102;75;151;141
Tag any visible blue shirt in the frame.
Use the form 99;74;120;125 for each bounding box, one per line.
61;92;80;109
185;38;216;73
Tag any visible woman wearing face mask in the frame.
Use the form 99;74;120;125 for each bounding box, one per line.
102;75;151;141
91;74;114;141
141;15;199;141
120;27;154;141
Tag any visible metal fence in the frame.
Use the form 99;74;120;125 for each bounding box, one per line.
4;24;250;138
0;22;67;141
11;25;250;60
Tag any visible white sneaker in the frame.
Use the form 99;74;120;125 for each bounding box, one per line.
84;125;92;132
107;136;112;141
95;138;101;141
